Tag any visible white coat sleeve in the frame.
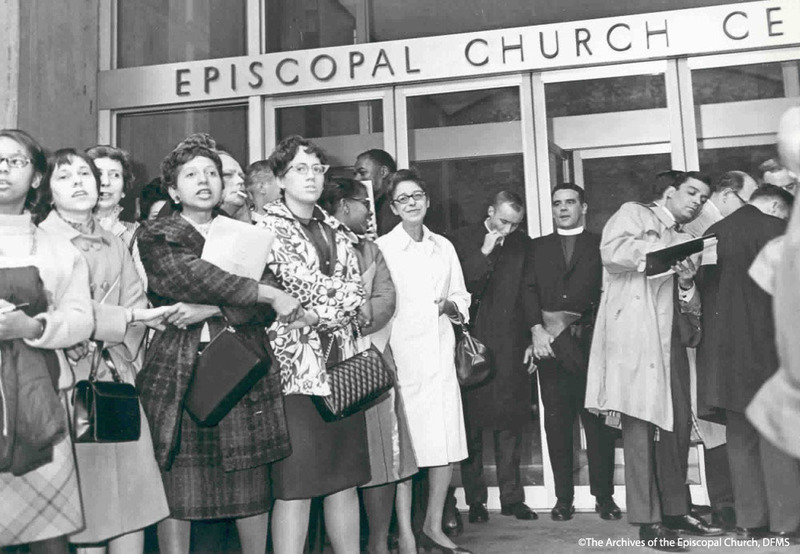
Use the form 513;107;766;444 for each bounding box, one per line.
443;238;472;323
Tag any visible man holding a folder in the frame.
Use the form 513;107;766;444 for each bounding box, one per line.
585;171;724;550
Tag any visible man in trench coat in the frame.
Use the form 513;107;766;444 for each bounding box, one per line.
585;171;723;550
697;184;800;540
451;190;538;523
527;183;619;522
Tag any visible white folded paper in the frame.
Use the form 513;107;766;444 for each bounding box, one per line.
201;216;274;280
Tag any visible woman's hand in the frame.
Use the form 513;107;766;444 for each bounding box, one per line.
133;305;178;331
0;299;43;341
286;308;319;330
356;304;373;328
167;303;221;330
435;297;458;318
65;340;90;362
268;289;304;324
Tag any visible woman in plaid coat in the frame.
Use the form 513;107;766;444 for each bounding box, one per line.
137;140;303;554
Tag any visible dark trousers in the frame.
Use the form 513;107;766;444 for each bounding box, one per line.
538;363;616;502
704;444;734;510
460;423;524;507
726;410;800;532
621;334;692;524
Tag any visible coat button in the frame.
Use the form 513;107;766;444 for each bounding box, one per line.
81;243;91;251
562;294;568;299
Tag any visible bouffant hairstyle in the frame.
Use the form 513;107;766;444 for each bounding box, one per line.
268;135;328;178
386;168;428;202
160;143;223;194
319;177;368;215
85;144;136;195
0;129;47;213
35;148;102;223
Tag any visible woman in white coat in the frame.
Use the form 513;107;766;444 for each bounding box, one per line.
376;170;471;554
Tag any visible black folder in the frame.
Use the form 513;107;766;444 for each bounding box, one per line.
645;234;717;277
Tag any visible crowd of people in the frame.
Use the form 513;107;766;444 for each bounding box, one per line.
0;115;799;554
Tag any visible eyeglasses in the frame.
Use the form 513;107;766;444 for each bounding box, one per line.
392;191;427;205
347;197;371;210
731;190;747;206
288;163;330;176
0;155;31;169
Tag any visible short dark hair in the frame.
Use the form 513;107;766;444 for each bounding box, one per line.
245;159;274;188
491;190;524;212
711;170;752;195
358;149;397;173
0;129;47;213
37;148;102;223
552;182;585;204
85;144;136;195
750;184;795;210
269;135;328;177
651;170;712;202
160;143;222;193
138;177;170;222
387;168;427;202
319;177;368;215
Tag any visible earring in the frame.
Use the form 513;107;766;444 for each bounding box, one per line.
344;205;350;214
174;196;181;204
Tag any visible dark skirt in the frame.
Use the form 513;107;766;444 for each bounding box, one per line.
271;394;370;500
161;410;272;520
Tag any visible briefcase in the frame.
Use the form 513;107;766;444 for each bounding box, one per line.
185;326;270;427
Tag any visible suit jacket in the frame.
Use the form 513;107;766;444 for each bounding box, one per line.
697;204;787;417
527;230;602;374
450;223;533;429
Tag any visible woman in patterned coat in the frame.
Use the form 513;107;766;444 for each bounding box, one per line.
256;136;368;554
136;140;302;554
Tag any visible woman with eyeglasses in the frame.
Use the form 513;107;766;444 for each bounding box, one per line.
320;177;418;554
36;148;174;554
375;169;472;554
0;130;93;554
257;136;369;554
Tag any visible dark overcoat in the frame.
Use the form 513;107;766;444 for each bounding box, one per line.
450;223;533;430
697;204;787;418
526;231;602;374
136;213;290;471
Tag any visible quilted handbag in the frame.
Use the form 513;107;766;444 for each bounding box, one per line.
313;326;394;421
72;342;140;443
454;312;494;388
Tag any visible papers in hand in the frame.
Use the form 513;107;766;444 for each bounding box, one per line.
645;234;718;277
201;216;274;280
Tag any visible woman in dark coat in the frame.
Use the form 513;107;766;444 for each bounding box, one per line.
136;140;304;554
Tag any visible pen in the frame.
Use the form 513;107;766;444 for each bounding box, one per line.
0;302;30;315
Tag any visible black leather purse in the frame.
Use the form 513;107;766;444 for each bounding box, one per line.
313;325;394;421
185;326;270;426
454;311;493;387
72;342;140;443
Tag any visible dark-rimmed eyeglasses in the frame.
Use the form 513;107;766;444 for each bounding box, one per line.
288;163;330;176
347;197;371;210
0;155;31;169
392;191;427;205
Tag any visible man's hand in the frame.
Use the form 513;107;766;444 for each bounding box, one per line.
167;303;222;329
532;324;555;359
672;256;698;290
481;230;504;256
523;345;538;374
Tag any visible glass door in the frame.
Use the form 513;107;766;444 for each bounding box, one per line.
394;75;545;509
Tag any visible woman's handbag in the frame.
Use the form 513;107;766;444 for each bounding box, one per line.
72;342;141;443
185;326;270;426
454;311;493;387
313;325;395;421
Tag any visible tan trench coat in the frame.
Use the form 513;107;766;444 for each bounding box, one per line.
585;202;698;432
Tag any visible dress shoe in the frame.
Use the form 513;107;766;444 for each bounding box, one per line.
418;530;473;554
639;523;688;552
735;526;770;539
690;503;713;516
595;496;622;520
663;514;725;536
550;500;575;521
468;503;489;523
711;506;736;531
769;530;800;544
442;498;463;537
500;502;538;520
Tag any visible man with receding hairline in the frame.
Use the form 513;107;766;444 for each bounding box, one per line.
451;190;538;523
244;158;281;222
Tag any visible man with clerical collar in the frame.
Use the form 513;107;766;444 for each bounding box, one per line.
585;171;724;551
354;148;401;236
525;183;620;523
451;190;539;525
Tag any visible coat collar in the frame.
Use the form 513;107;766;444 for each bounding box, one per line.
382;223;437;251
263;200;357;242
39;210;112;246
